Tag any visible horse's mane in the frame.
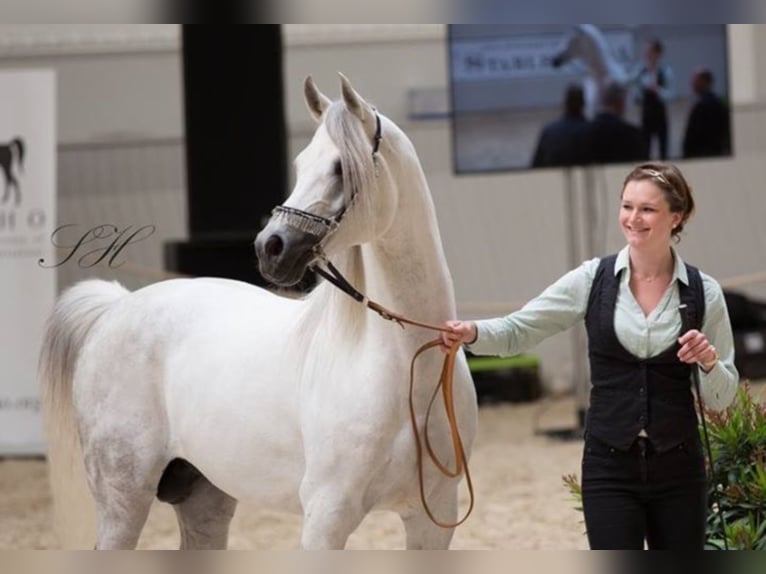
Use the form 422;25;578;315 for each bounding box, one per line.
323;101;378;228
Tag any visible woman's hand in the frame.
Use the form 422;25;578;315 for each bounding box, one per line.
440;320;478;353
678;329;719;372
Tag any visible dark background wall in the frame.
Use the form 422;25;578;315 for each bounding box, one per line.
166;25;287;285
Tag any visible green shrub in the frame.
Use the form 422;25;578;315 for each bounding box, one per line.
702;383;766;550
562;383;766;550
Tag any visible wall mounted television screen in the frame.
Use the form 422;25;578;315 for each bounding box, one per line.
448;25;732;174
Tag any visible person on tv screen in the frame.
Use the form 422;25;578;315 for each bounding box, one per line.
682;67;731;159
632;38;674;160
531;83;591;168
588;81;648;164
441;162;738;550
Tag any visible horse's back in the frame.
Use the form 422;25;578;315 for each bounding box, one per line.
104;276;299;329
74;277;299;367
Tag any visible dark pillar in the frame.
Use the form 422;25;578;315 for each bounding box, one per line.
165;25;287;286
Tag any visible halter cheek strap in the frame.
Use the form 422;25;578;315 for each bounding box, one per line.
371;111;382;155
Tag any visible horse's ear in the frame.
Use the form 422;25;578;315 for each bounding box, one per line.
339;72;370;123
304;75;332;123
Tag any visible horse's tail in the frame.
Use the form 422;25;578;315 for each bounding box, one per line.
38;279;130;548
10;137;24;171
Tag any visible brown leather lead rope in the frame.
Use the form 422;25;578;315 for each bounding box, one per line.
313;259;475;528
409;338;475;528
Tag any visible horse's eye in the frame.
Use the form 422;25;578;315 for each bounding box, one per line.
333;160;343;178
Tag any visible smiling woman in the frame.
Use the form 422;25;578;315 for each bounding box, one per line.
441;161;739;550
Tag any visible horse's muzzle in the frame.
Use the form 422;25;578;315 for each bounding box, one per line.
254;226;319;287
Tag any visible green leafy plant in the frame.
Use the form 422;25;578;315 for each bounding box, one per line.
562;473;583;512
562;383;766;550
702;382;766;550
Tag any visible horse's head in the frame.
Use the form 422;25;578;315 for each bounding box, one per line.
255;74;397;287
552;25;596;69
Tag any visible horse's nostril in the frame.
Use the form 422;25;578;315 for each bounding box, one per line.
264;235;284;257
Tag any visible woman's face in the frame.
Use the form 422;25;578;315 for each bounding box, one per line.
620;179;683;250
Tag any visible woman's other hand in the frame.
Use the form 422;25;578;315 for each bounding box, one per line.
678;329;719;372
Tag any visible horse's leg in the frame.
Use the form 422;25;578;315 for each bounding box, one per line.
298;477;368;549
172;474;238;549
583;77;598;120
84;443;165;549
81;405;168;550
401;480;458;549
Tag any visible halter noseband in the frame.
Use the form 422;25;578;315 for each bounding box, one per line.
271;111;382;238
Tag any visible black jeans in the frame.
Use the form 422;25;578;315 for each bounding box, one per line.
581;434;707;550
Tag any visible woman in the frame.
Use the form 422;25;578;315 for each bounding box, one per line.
442;162;738;550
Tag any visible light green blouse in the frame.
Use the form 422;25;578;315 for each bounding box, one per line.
469;246;739;411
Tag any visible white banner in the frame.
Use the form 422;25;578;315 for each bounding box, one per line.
451;31;635;82
0;69;56;455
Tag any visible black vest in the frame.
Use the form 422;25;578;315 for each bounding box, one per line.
584;255;705;452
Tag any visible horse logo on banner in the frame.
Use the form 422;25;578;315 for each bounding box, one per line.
0;137;25;206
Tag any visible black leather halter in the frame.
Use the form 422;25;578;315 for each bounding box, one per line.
271;111;382;238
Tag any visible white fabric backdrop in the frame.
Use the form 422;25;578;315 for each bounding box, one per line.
0;69;56;455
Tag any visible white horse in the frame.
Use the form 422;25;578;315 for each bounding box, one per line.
39;73;478;550
551;24;628;119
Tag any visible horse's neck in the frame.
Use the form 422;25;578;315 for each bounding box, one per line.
312;162;456;332
578;30;616;81
590;40;626;83
587;46;610;80
370;161;455;324
366;230;455;325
